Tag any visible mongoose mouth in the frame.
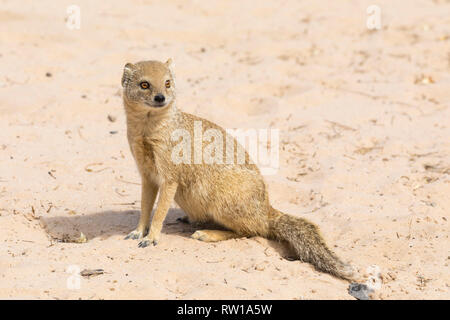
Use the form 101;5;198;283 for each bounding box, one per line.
144;101;167;108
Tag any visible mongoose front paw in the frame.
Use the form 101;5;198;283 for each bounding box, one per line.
138;235;159;248
124;230;144;240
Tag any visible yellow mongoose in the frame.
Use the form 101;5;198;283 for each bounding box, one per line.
121;59;355;281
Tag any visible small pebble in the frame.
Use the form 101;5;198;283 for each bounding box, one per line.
348;283;374;300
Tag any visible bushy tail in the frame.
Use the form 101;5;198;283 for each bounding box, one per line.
269;206;354;281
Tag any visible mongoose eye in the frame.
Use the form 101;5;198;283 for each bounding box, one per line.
140;81;150;89
165;80;171;88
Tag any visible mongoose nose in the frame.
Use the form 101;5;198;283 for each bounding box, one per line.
154;94;165;103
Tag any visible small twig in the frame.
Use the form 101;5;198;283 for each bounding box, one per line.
78;126;87;141
114;188;129;197
407;218;413;240
84;163;112;173
115;176;140;185
206;258;225;263
407;151;437;158
325;120;356;131
111;201;136;206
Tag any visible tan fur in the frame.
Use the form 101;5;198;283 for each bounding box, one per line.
122;60;355;281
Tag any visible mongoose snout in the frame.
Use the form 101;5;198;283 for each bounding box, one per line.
154;94;165;103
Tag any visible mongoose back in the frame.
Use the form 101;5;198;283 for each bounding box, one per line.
121;59;355;281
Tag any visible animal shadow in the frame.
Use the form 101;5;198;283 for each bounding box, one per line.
40;207;295;261
40;208;196;241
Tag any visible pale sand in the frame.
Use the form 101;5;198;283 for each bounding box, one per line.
0;0;449;299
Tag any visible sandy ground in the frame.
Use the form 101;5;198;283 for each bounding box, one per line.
0;0;449;300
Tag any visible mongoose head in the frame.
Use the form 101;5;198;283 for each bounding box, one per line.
121;59;175;111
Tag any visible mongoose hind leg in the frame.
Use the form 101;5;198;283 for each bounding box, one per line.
191;230;242;242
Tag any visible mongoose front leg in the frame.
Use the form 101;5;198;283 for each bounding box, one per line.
125;179;158;240
191;230;242;242
138;181;178;247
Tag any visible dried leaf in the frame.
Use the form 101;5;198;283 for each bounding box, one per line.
80;269;104;278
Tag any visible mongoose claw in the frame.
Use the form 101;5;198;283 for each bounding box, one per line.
138;239;149;247
138;238;158;248
124;230;143;240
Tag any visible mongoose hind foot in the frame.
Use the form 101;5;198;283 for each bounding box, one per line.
191;230;241;242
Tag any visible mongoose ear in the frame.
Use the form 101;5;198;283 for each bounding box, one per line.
165;58;175;81
121;63;135;87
